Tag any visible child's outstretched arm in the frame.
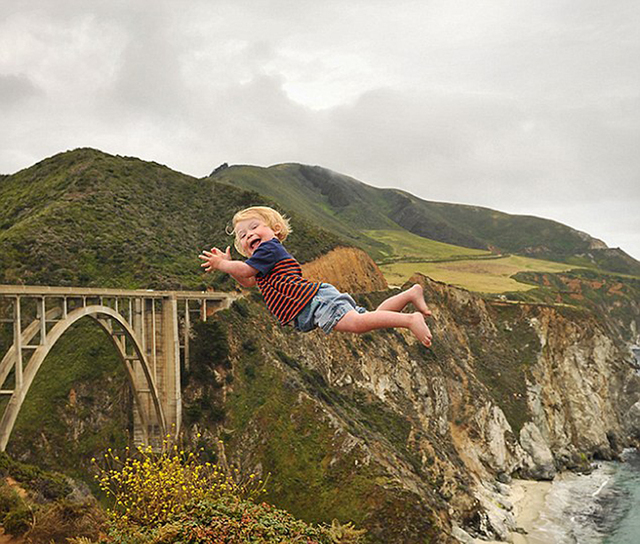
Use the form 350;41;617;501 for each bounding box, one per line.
199;246;257;288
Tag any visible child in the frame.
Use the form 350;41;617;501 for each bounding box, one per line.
198;206;432;347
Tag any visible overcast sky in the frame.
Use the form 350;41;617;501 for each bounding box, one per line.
1;0;639;259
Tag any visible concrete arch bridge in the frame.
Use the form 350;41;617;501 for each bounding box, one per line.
0;285;235;451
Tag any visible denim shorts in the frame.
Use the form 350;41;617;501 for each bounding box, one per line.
294;283;366;334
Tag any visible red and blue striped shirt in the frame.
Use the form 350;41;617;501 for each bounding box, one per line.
245;238;321;325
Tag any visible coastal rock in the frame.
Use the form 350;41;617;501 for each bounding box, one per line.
519;422;556;480
301;246;388;293
469;483;517;541
526;311;631;461
204;273;639;541
625;401;640;440
451;524;475;543
473;403;525;475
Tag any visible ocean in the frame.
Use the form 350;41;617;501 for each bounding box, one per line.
524;449;640;543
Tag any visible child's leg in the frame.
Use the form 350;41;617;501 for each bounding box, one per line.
376;284;431;317
333;309;432;347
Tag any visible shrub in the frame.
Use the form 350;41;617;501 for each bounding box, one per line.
88;437;365;544
2;503;32;536
93;438;266;528
23;499;106;544
97;498;366;544
190;319;231;372
0;482;21;515
0;452;72;500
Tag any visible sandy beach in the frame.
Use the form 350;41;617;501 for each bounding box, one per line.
469;478;553;544
509;479;553;544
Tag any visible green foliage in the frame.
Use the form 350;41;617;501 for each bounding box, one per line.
183;319;231;425
89;497;365;544
2;503;32;536
0;454;106;542
190;319;231;372
0;451;72;500
328;519;368;543
231;298;250;317
171;498;365;544
0;481;21;513
0;148;342;289
94;439;265;527
349;392;412;457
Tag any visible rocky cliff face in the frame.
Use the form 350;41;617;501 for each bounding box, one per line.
301;246;388;293
183;251;640;543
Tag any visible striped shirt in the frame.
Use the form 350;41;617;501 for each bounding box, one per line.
245;238;321;325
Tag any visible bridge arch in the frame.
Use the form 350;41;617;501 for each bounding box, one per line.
0;305;165;451
0;285;235;451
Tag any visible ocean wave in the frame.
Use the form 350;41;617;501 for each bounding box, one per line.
525;450;640;544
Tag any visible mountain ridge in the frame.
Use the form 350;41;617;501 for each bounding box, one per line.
2;147;638;290
211;162;640;276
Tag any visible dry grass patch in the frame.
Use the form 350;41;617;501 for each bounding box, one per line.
381;255;577;293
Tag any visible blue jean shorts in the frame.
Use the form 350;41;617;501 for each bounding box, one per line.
294;283;366;334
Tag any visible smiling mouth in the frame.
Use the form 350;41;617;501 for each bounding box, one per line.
249;238;261;251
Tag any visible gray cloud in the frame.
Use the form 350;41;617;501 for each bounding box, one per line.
1;0;639;259
0;74;41;106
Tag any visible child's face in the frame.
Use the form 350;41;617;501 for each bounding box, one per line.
235;216;279;257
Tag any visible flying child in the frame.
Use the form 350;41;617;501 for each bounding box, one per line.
199;206;432;347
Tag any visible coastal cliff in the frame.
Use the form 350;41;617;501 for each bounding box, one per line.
183;249;640;542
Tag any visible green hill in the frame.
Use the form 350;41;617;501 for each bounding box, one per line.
0;149;341;289
211;163;640;276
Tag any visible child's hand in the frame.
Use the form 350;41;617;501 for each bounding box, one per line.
199;246;231;273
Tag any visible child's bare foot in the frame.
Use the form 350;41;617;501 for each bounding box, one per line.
408;284;432;317
408;312;432;348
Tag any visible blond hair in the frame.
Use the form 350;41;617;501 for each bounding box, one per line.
230;206;292;256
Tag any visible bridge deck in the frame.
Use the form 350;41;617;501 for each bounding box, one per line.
0;285;231;300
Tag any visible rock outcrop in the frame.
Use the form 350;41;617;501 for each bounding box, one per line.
301;246;388;293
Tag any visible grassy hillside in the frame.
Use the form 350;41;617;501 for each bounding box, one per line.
0;150;342;289
211;164;396;260
213;163;640;276
365;229;490;263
